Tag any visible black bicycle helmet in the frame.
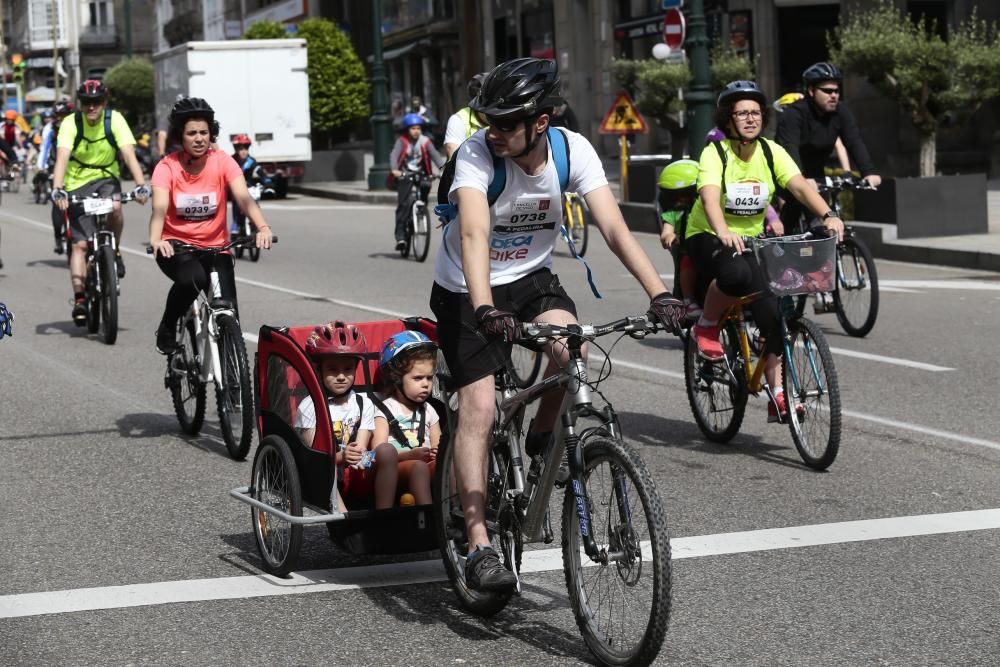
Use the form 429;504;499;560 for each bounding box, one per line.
467;72;487;101
77;80;108;100
802;62;843;86
168;97;220;146
469;58;562;119
717;80;767;108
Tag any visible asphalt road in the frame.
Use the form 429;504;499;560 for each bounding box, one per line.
1;189;999;666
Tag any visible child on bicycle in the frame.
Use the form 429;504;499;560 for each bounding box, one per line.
296;321;396;512
389;114;445;254
657;159;702;321
372;331;441;507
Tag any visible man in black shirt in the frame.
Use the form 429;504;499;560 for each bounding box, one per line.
776;62;882;228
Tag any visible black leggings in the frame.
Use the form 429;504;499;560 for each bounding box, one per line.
156;251;238;332
687;232;783;356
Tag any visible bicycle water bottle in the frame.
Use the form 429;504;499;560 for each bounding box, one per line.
210;270;222;299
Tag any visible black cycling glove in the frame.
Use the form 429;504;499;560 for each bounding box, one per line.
475;305;520;342
648;292;685;334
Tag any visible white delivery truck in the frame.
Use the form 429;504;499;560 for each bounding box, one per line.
153;39;311;197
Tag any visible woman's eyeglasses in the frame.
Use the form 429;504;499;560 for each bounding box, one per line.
731;110;762;121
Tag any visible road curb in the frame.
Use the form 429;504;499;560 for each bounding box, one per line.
289;184;396;206
852;223;1000;273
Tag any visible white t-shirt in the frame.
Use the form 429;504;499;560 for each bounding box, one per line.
444;112;467;147
375;396;440;451
433;128;608;292
295;390;376;445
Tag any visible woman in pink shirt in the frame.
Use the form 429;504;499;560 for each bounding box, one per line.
148;97;274;354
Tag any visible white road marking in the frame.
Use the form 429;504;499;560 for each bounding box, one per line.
880;279;1000;291
2;508;998;619
825;346;953;372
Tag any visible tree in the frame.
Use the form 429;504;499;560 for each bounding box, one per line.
105;57;155;129
243;19;286;40
246;18;369;148
829;1;1000;176
611;48;755;155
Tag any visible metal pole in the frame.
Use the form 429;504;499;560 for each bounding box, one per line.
619;135;629;202
125;0;133;58
685;0;714;158
367;0;392;190
51;0;60;98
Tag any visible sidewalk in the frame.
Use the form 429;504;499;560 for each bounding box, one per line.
289;177;1000;273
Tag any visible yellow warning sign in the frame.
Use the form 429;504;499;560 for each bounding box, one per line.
599;90;649;135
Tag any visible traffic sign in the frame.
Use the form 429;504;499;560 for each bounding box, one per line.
663;8;686;50
661;0;684;8
599;90;649;135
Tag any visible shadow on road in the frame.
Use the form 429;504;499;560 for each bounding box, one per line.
34;319;89;337
115;411;238;460
25;258;69;269
618;410;810;471
367;251;411;260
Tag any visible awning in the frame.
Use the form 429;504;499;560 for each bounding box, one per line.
366;38;431;63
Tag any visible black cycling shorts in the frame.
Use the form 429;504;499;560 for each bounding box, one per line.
430;268;577;389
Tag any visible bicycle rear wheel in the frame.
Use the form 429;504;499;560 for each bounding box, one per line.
251;435;303;576
433;424;518;617
216;314;254;460
569;198;588;257
169;317;206;435
833;236;879;337
783;317;841;470
97;246;118;345
411;204;431;262
683;323;747;443
562;436;671;666
509;342;543;389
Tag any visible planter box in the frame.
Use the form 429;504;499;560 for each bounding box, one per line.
853;173;988;238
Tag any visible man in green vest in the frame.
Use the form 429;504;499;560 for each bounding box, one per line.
51;80;149;326
443;73;487;158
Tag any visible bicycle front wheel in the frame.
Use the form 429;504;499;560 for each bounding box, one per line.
509;342;543;389
97;246;118;345
562;436;671;666
833;236;879;337
783;317;841;470
216;314;254;460
683;323;747;443
433;425;518;617
411;204;431;262
169;317;206;435
85;258;100;334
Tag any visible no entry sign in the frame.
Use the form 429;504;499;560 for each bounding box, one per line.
663;8;686;50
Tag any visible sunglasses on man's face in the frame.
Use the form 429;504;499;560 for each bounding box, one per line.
816;87;840;96
486;116;526;133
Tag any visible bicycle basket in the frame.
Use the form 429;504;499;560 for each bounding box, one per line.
753;233;837;297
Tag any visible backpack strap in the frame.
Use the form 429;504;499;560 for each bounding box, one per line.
548;127;570;193
370;394;413;449
70;108;120;173
104;108;119;153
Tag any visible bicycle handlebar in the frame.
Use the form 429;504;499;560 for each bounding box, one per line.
145;236;278;255
815;175;876;194
521;314;661;342
68;191;139;204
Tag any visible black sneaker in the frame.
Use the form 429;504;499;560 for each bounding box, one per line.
395;239;407;253
465;545;517;593
54;236;64;255
72;300;87;326
115;252;126;279
155;327;179;355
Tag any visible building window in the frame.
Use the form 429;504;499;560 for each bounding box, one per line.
88;0;114;27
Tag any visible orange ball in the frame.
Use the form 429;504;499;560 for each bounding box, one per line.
399;493;416;506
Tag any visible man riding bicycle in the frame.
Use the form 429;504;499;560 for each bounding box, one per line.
391;113;445;253
775;62;882;231
51;80;149;325
429;57;684;594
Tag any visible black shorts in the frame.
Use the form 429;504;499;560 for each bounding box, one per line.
67;178;122;242
430;268;577;389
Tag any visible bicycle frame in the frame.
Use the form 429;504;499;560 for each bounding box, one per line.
183;269;234;388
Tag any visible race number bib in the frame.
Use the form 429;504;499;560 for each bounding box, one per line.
724;182;768;217
175;192;218;221
82;197;114;215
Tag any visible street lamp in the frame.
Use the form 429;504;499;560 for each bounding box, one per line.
685;0;714;157
367;0;392;190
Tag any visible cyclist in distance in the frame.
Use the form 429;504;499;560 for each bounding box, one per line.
148;97;273;354
430;57;685;593
444;73;487;158
775;62;882;230
51;80;149;325
686;80;844;420
229;133;273;233
390;113;445;253
39;102;75;253
0;132;18;269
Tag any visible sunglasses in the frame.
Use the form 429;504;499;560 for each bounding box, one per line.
486;115;527;132
816;87;840;96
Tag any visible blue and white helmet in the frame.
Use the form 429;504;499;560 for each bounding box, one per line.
379;330;436;369
0;303;13;340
